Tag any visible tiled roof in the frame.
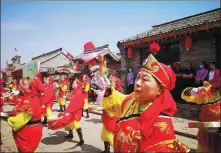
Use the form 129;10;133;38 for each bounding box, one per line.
32;48;62;63
75;44;120;62
120;8;220;43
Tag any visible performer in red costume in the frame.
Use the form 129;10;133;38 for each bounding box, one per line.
181;81;221;153
48;78;85;145
29;72;45;97
110;72;121;92
9;79;18;92
41;76;56;124
100;54;189;153
58;75;68;112
0;78;6;112
0;79;6;145
6;75;44;152
82;74;90;118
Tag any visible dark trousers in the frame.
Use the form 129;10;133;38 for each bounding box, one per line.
127;84;134;94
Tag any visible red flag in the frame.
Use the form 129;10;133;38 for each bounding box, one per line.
66;51;74;59
15;48;17;52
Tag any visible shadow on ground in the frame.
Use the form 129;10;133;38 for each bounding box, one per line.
85;118;102;124
190;148;197;152
41;131;78;145
64;143;102;152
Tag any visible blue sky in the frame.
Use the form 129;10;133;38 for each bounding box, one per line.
1;1;220;66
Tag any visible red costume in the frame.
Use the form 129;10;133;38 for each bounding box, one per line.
0;79;6;112
9;87;43;152
30;73;45;97
65;85;84;121
48;80;84;145
111;72;121;92
58;77;68;108
181;81;221;153
7;73;44;152
102;54;189;152
41;77;56;115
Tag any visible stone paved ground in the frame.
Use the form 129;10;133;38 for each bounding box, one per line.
1;102;198;152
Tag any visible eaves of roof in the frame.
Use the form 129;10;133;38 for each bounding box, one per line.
119;8;221;45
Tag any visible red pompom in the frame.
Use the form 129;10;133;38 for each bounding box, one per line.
150;42;160;54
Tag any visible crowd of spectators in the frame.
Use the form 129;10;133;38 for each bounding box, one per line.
171;61;220;103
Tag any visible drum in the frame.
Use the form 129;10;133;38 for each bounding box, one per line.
48;113;75;130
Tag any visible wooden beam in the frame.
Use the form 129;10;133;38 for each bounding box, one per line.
122;22;221;48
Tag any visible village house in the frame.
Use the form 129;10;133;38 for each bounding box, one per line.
117;8;221;93
31;48;73;75
74;44;121;76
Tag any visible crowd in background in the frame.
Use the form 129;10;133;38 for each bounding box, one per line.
171;61;220;103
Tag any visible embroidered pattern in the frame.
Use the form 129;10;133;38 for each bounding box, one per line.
154;121;171;135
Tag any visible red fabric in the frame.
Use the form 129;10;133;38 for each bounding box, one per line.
209;69;220;89
76;63;81;71
41;85;56;109
140;90;177;139
12;94;42;120
67;51;74;59
30;77;45;96
140;63;177;139
58;80;68;98
200;100;220;122
114;114;180;152
102;110;119;132
11;93;43;152
65;86;84;121
13;124;43;152
36;72;41;79
0;79;5;84
115;77;121;92
0;85;5;112
48;113;75;130
84;42;96;51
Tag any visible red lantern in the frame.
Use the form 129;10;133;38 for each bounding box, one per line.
150;42;160;54
185;36;192;50
127;48;133;58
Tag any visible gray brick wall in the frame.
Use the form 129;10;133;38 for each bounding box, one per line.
120;48;140;93
120;31;217;93
180;32;216;68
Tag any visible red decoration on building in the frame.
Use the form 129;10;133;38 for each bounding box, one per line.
76;63;80;71
127;47;133;58
150;42;160;54
83;59;97;66
84;42;96;52
184;36;192;51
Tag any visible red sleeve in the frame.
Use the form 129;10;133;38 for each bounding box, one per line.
14;98;34;115
65;87;84;113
